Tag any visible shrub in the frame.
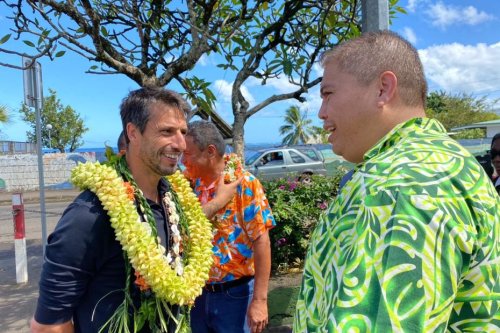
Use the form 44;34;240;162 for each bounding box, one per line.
262;173;342;273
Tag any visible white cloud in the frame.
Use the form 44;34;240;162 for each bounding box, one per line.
402;27;417;45
213;79;255;105
249;75;298;94
407;0;427;13
198;54;208;66
213;80;232;102
301;90;322;119
419;42;500;99
426;2;495;29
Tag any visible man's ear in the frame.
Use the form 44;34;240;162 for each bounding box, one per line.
206;144;218;157
377;71;397;107
126;123;139;143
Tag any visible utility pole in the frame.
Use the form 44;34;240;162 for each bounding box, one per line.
22;56;48;255
362;0;389;32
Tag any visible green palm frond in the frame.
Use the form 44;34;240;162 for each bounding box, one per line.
0;105;9;123
280;105;313;145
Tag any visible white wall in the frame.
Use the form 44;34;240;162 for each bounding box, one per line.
0;152;96;191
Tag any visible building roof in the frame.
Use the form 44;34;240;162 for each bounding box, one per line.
451;119;500;131
195;109;233;139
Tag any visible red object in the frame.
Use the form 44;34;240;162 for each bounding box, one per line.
12;193;25;239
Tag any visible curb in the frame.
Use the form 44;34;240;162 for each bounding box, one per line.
0;189;80;206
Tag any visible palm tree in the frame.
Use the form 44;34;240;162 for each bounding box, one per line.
0;105;8;123
0;105;9;140
279;106;312;145
310;125;329;144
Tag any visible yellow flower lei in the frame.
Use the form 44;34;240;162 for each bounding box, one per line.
71;162;213;306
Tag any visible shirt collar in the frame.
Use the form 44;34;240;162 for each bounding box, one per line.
363;117;446;162
158;177;171;194
194;177;217;191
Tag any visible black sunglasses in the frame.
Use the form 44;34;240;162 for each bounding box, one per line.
490;149;500;159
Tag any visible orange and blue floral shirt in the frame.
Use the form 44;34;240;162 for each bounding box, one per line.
189;170;275;283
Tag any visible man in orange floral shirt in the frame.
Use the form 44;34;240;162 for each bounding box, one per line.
183;120;275;333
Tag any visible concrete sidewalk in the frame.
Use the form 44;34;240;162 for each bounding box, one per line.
0;240;44;333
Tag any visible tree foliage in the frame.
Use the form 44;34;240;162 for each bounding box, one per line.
309;125;330;144
19;89;88;152
279;105;312;145
0;105;9;139
263;174;342;272
0;105;8;123
426;91;500;139
0;0;404;156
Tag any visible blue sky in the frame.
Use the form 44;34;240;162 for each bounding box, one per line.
0;0;499;148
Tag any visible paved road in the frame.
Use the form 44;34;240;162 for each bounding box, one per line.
0;201;68;243
0;199;67;333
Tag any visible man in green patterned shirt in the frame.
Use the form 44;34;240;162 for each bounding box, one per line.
294;31;500;332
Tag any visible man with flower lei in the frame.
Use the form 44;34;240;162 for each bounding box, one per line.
31;88;220;333
182;120;276;333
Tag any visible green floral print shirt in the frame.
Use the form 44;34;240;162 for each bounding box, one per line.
293;118;500;332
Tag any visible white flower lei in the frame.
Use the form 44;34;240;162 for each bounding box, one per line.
162;192;184;276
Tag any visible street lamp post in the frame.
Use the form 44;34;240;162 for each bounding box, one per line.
46;123;52;150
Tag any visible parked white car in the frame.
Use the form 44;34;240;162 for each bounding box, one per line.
245;146;328;181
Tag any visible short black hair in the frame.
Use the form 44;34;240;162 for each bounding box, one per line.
491;133;500;147
117;131;127;151
120;87;191;143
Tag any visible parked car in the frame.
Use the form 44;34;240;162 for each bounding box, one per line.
245;146;328;181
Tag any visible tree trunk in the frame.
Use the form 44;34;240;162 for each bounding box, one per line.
232;111;246;158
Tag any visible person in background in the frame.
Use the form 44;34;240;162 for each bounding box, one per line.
182;120;275;333
31;87;191;333
294;30;500;332
117;130;127;152
490;132;500;194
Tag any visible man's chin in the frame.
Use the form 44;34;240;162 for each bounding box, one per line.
160;165;179;176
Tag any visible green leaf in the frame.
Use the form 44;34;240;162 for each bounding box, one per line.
0;34;11;45
37;35;45;46
55;51;66;57
100;26;108;37
23;40;35;47
90;65;98;70
233;37;247;48
283;59;292;76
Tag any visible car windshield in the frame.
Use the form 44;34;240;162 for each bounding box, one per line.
245;151;263;165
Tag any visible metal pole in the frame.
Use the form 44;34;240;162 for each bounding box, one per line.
33;63;48;256
361;0;389;32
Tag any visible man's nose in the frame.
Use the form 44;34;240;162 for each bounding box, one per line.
318;101;327;120
174;131;186;152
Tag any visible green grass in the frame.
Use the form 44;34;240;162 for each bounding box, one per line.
268;285;301;326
